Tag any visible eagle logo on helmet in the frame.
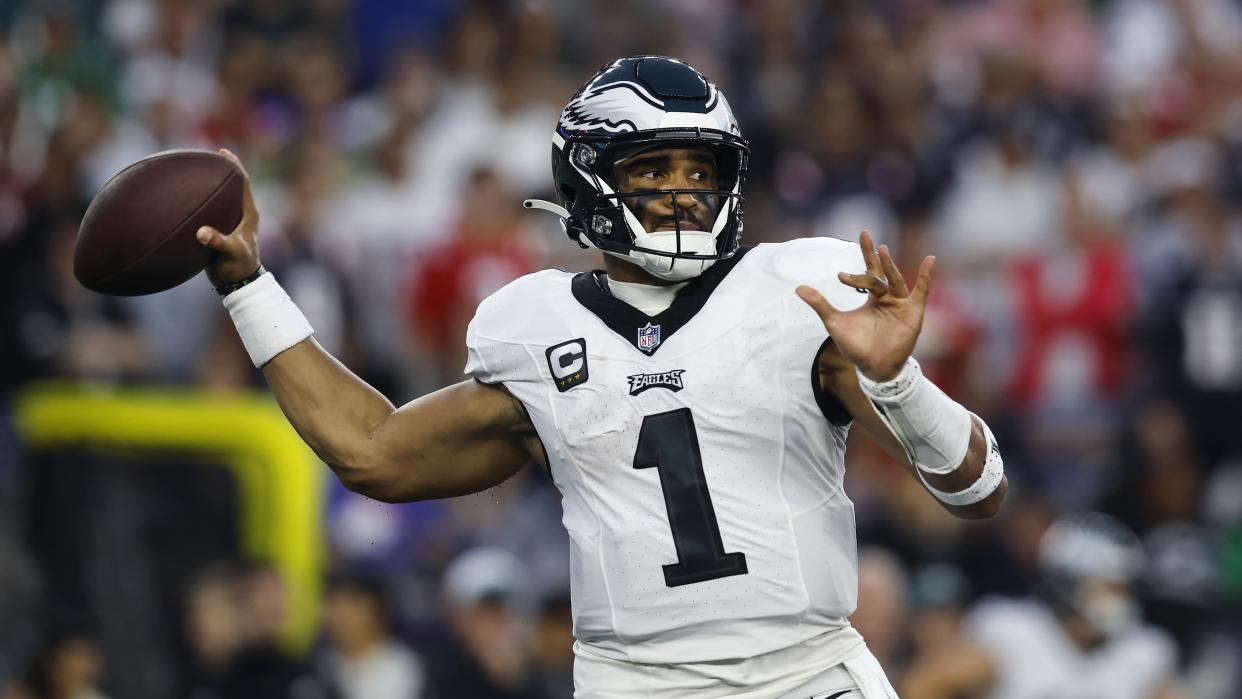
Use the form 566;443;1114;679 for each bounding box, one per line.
559;82;662;134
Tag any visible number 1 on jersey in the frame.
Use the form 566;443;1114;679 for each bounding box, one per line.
634;408;748;587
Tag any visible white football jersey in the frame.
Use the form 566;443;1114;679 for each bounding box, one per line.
465;238;869;665
965;598;1178;699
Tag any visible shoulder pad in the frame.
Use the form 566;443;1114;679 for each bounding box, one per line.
464;270;571;384
764;237;869;314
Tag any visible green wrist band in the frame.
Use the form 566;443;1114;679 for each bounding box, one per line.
214;265;267;296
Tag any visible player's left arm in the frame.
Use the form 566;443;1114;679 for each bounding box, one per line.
799;232;1006;519
817;340;1005;518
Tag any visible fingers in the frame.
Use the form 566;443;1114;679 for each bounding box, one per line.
911;255;936;305
859;230;881;275
218;148;248;179
838;270;888;297
219;148;258;228
796;285;839;326
847;231;894;297
878;244;908;298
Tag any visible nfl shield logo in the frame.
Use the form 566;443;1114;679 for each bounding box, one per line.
637;323;662;352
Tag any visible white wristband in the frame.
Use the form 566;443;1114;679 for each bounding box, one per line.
919;417;1005;506
221;271;313;367
857;358;972;475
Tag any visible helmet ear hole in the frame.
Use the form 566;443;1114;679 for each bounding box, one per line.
559;184;576;207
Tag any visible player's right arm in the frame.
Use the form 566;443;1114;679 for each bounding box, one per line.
264;343;536;501
195;149;536;502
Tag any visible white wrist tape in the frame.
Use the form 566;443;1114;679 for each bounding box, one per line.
221;272;313;367
918;417;1005;506
857;358;972;475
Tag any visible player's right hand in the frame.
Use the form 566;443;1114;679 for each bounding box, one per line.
195;148;262;288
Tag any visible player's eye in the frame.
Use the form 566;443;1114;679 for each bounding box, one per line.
640;169;663;180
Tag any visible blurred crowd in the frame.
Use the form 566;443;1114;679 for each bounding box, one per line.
2;0;1242;697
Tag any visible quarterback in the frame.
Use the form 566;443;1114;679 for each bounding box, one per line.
196;56;1006;698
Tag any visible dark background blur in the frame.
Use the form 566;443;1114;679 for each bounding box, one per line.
1;0;1241;697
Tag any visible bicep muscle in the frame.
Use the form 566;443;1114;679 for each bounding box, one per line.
364;379;539;501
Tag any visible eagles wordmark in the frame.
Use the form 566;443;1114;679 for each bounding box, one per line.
627;370;686;396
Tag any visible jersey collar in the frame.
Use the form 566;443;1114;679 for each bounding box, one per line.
571;246;752;355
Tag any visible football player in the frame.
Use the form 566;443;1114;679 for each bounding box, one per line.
902;513;1183;699
195;56;1007;698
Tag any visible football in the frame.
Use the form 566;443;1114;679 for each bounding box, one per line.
74;149;244;296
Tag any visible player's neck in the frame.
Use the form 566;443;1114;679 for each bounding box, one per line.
599;255;695;315
603;276;686;317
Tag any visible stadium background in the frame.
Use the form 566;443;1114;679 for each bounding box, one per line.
1;0;1241;696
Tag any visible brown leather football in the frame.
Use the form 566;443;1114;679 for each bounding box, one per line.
74;149;244;296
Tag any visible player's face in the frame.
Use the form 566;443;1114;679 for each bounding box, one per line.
613;146;720;234
1075;578;1138;636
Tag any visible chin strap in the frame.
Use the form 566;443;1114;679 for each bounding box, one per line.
522;198;570;219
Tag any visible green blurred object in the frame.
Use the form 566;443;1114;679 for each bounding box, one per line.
18;11;121;115
1224;527;1242;601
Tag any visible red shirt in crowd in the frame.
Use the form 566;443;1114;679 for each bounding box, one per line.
1008;238;1133;409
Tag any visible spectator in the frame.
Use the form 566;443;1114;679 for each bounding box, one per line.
262;141;352;360
406;167;540;386
9;211;149;384
906;564;972;661
902;513;1184;699
423;548;545;699
318;121;451;395
850;547;911;677
320;573;426;699
182;563;328;699
529;591;574;699
1137;176;1242;467
19;632;111;699
936;112;1065;271
183;565;246;695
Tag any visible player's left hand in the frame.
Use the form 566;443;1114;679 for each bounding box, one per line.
796;231;935;382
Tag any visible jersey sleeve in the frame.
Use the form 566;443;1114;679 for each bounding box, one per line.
464;318;509;384
465;295;525;385
463;270;562;385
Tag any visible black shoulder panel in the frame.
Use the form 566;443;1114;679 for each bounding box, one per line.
811;339;853;427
